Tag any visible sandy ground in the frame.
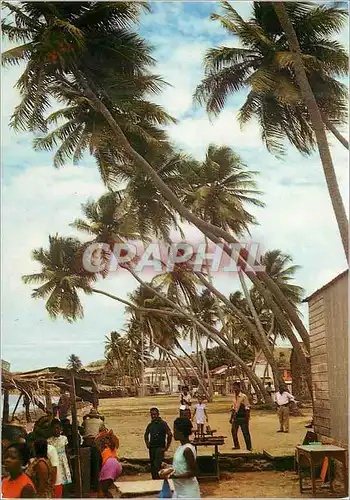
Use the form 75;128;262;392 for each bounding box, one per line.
116;471;310;498
98;395;312;459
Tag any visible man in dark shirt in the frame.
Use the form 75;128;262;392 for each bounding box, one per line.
144;407;172;479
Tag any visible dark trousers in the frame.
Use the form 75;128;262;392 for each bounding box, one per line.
231;418;252;450
149;447;164;479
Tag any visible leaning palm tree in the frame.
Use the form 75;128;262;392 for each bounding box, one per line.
67;354;82;371
195;1;348;257
3;1;311;363
273;1;349;258
182;145;264;235
195;2;348;153
22;235;96;322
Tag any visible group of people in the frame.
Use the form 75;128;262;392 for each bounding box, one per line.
2;383;297;499
2;418;72;498
144;407;201;498
229;381;297;451
1;408;122;499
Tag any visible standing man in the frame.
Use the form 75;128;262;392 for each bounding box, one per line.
144;408;172;479
274;383;296;433
230;381;252;451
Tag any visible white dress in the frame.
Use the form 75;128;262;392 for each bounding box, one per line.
195;404;206;425
172;443;201;498
48;435;71;485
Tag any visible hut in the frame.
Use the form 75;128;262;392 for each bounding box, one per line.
303;269;348;447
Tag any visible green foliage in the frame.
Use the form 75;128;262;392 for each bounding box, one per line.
205;344;253;370
67;353;82;371
195;1;348;155
182;144;264;236
22;235;96;322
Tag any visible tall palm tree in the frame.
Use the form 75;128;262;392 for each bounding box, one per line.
195;1;348;154
273;1;349;258
67;354;82;371
195;1;348;257
3;1;311;364
182;145;264;235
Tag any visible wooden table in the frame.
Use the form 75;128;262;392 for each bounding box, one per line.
191;436;225;480
296;445;348;497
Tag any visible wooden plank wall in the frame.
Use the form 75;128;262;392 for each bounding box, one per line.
309;272;348;444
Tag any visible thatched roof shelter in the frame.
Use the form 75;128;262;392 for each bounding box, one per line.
2;366;100;416
2;366;101;498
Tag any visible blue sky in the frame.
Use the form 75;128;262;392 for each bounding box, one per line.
1;2;349;371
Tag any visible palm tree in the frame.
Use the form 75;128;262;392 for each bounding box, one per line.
67;354;82;371
22;235;96;322
32;76;176;184
273;1;348;258
3;1;311;366
195;1;348;257
105;330;149;387
195;1;348;153
182;145;264;235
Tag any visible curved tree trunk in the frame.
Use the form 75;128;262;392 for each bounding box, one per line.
238;272;283;387
175;341;209;398
274;2;349;259
195;270;312;398
126;266;270;402
322;114;349;150
153;342;186;389
78;73;311;355
195;329;214;400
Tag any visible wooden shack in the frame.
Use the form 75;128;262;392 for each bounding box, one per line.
303;270;348;446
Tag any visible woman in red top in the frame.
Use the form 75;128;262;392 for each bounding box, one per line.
2;442;36;498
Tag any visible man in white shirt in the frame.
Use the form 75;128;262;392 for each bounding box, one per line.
274;384;296;433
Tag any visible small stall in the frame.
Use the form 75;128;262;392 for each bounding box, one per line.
2;366;100;497
191;429;226;480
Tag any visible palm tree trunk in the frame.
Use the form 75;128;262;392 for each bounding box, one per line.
126;265;270;401
175;341;209;398
195;268;312;397
238;272;283;388
195;329;214;400
78;73;311;354
322;114;349;150
163;356;171;393
274;2;349;259
153;344;186;389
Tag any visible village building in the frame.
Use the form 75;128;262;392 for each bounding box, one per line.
303;270;348;447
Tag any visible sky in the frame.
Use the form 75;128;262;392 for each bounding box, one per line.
1;2;349;372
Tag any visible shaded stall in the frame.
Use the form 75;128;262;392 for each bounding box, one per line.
2;366;100;497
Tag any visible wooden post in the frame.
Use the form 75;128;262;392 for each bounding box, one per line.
11;393;23;420
44;384;53;413
3;388;9;423
23;394;31;422
69;371;83;498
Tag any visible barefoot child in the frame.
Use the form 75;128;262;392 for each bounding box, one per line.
193;397;208;438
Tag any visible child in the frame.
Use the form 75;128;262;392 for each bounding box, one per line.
95;430;122;498
193;397;208;438
47;419;72;497
159;418;200;498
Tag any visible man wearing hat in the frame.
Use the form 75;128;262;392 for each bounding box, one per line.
82;408;106;441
